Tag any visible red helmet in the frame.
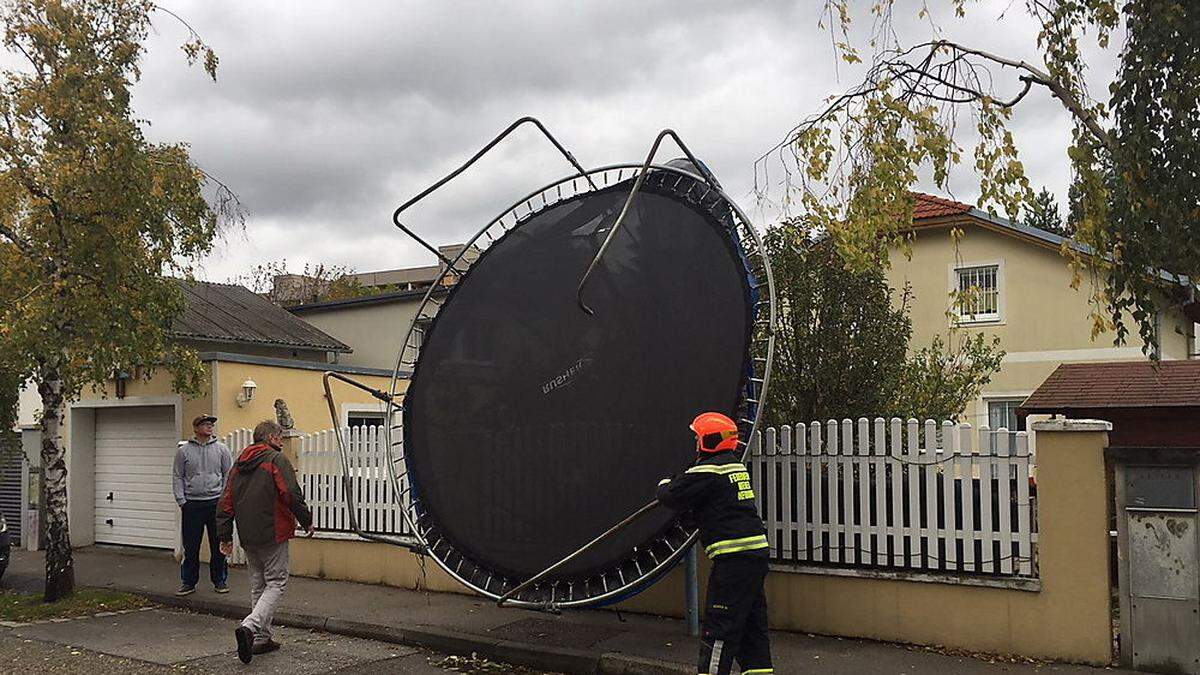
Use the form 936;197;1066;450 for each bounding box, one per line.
690;412;740;453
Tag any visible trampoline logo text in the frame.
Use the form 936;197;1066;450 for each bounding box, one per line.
542;358;591;395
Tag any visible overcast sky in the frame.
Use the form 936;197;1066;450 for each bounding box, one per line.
124;1;1118;282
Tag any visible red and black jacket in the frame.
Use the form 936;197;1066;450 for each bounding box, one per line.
656;450;768;559
216;442;313;547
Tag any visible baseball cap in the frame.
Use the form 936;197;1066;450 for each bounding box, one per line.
192;414;218;427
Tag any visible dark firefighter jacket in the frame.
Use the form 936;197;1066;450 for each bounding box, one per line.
655;449;769;559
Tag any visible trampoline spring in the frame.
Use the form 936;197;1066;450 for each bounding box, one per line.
484;574;492;591
617;569;626;585
749;377;765;384
746;398;760;406
556;185;562;199
633;559;644;576
601;575;609;593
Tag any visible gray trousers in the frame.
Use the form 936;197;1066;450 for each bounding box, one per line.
241;541;289;644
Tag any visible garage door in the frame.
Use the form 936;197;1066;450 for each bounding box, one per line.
0;440;23;544
94;406;177;548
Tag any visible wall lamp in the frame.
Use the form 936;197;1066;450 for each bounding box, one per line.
236;379;258;408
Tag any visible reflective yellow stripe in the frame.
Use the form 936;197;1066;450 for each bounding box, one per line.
686;463;748;475
657;478;671;486
742;669;773;674
705;534;769;556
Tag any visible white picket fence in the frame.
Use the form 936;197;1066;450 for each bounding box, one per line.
749;419;1037;579
269;419;1038;582
296;426;415;539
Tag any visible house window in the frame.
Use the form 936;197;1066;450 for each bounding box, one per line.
955;264;1000;321
347;411;385;429
987;399;1026;431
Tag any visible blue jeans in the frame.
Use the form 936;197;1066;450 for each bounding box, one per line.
180;499;227;588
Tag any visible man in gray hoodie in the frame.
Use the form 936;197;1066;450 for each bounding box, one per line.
173;414;233;595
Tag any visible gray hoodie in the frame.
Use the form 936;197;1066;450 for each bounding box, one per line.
173;436;233;505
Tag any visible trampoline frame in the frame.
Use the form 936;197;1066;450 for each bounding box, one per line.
326;118;776;610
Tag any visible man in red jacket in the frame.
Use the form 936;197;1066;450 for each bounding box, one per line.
217;420;314;664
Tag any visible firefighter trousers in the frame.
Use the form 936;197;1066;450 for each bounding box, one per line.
697;553;772;674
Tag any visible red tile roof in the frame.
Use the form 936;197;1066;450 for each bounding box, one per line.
912;192;974;220
1021;361;1200;411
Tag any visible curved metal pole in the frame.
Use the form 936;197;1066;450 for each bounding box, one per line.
320;371;419;550
496;498;661;607
576;128;720;315
392;116;596;273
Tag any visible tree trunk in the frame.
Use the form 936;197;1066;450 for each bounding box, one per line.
38;369;74;602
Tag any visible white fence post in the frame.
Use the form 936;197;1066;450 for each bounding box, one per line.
941;420;958;571
795;422;808;564
920;419;934;569
809;422;824;563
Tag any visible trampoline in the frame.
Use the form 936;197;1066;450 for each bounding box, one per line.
326;119;775;610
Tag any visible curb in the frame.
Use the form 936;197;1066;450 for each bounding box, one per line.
135;590;687;674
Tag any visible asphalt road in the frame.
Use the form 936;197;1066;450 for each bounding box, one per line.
0;607;557;674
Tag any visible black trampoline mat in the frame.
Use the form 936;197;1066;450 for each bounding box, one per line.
404;176;753;580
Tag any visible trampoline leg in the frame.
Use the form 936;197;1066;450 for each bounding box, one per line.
685;543;700;637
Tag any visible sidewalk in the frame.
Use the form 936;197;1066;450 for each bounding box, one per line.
3;547;1140;674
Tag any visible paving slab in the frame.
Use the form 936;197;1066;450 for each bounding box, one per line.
13;608;239;664
179;625;420;674
3;547;1149;674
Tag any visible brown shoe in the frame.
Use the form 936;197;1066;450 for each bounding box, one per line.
251;639;281;655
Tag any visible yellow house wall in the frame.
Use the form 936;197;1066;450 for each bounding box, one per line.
58;357;396;549
887;223;1193;428
208;361;397;438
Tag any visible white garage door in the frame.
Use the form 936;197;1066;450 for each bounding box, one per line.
94;406;178;548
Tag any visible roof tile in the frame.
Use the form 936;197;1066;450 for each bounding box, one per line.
912;192;973;220
1021;361;1200;410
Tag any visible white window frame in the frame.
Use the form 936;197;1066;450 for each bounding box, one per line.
340;402;388;429
984;396;1028;432
949;259;1005;325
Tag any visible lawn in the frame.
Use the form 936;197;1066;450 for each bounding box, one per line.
0;587;150;623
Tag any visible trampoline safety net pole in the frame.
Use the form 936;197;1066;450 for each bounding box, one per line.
496;499;662;607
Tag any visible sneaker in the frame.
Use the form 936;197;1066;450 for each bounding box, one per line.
251;639;281;655
174;585;196;596
234;626;254;664
214;583;230;594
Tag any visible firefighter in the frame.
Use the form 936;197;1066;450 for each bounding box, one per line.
656;412;773;675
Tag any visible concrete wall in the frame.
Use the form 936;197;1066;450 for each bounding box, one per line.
286;420;1115;665
888;222;1193;429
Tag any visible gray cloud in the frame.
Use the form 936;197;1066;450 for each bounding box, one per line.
120;0;1113;279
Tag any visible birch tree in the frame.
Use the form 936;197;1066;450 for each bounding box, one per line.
0;0;234;601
